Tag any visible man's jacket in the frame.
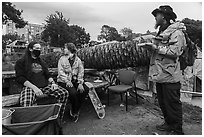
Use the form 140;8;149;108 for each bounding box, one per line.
149;21;187;83
57;55;84;84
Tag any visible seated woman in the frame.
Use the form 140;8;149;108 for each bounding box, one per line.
15;41;69;120
57;43;88;123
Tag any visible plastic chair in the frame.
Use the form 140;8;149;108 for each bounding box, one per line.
107;69;138;111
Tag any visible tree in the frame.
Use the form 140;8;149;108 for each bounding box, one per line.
2;33;20;50
42;11;90;48
89;40;101;47
120;27;133;41
69;25;90;49
41;11;70;47
2;2;27;28
182;18;202;49
98;25;125;42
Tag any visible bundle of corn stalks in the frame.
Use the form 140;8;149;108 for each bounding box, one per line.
41;35;153;70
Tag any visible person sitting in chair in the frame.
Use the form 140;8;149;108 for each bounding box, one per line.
57;43;89;123
15;41;69;120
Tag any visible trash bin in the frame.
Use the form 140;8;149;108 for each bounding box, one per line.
2;103;62;135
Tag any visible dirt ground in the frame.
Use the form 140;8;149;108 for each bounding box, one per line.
62;90;202;135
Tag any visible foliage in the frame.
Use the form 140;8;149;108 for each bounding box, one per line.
182;18;202;49
98;25;125;42
89;40;101;47
41;51;62;68
41;11;70;47
41;11;90;48
120;27;134;41
2;33;21;49
2;62;15;71
69;25;90;49
2;2;27;28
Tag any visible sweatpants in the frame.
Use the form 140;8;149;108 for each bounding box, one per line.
58;82;89;115
19;84;69;119
156;82;183;132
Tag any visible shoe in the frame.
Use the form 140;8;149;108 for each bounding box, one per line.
73;110;80;116
169;124;184;135
169;130;184;135
73;114;79;123
156;122;170;131
77;110;80;116
69;109;73;117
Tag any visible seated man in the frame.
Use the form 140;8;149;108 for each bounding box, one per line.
15;41;69;120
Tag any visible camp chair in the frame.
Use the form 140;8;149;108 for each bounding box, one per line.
107;69;138;111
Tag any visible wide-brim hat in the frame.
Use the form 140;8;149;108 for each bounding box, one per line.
152;5;177;20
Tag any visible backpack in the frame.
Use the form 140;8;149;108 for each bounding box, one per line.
179;31;197;71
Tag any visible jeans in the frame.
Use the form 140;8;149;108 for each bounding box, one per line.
156;82;183;132
58;81;89;114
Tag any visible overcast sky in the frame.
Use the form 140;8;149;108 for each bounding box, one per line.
12;1;202;41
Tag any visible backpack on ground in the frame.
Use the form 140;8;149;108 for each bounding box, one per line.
179;31;197;71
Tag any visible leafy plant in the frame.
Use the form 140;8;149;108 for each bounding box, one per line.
2;2;27;28
41;11;90;48
41;51;62;68
182;18;202;49
2;33;21;49
98;25;125;42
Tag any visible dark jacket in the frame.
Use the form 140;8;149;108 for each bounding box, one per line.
15;57;51;88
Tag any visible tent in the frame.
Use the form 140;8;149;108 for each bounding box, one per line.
181;46;202;93
192;47;202;93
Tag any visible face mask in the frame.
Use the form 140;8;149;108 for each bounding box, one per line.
69;53;74;58
64;48;69;55
32;50;41;58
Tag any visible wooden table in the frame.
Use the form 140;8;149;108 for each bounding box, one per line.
2;69;109;106
2;68;58;79
2;71;22;95
2;68;109;94
2;71;15;79
85;79;109;89
2;79;109;107
2;68;102;79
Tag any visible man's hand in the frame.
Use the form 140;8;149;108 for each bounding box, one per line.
66;81;73;88
77;84;84;93
51;83;58;91
144;43;158;51
33;86;43;97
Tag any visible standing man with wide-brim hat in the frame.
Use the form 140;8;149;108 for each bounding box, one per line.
141;5;186;135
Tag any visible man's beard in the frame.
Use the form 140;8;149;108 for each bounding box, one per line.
154;22;160;29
